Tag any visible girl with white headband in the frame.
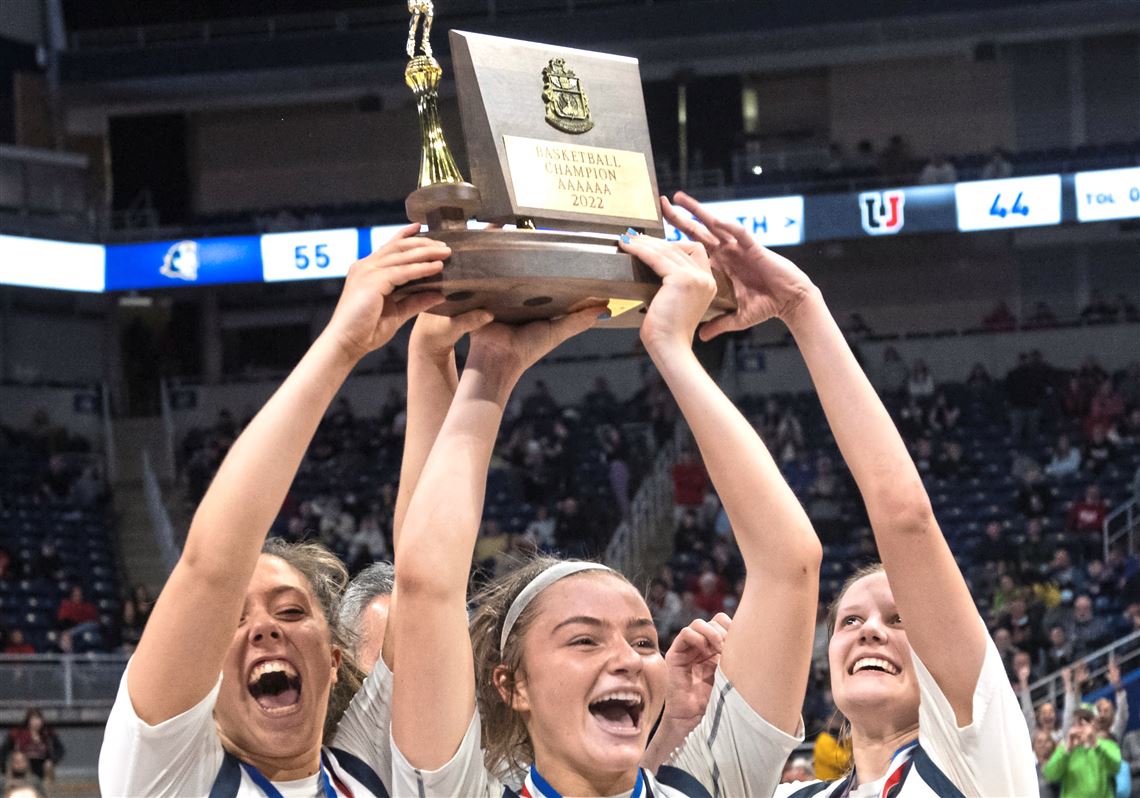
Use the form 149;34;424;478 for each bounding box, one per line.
391;233;821;797
661;191;1037;797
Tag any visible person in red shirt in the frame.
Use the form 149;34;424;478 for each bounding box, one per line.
55;586;98;632
1067;485;1109;534
2;629;35;654
671;447;709;509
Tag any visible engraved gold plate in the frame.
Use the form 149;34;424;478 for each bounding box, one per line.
542;58;594;134
503;135;658;221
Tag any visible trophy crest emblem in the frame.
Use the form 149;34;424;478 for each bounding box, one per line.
542;58;595;134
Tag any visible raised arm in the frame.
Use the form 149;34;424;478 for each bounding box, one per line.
391;309;598;769
665;191;985;724
129;225;447;724
381;311;492;671
618;233;820;735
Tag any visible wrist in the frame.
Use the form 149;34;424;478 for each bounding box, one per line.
462;351;521;404
409;337;456;367
782;284;826;335
644;337;701;372
312;331;364;374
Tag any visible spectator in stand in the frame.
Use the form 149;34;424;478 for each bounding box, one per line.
1;750;45;796
1088;380;1127;435
934;439;967;479
978;520;1015;567
1067;594;1112;657
1093;658;1129;744
55;585;99;637
773;407;805;464
967;361;993;390
878;134;911;176
1046;435;1083;480
897;394;929;440
981;147;1014;180
984;300;1018;331
1022;519;1054;574
2;710;63;784
1033;730;1059;798
116;599;145;652
1044;626;1075;672
1044;707;1121;798
805;455;846;542
917;153;958;184
780;756;814;783
523;505;556;550
1026;301;1059;329
2;630;33;655
670;446;708;516
906;359;935;402
851;138;878;171
1019;465;1053;520
690;566;727;616
1007;352;1050;443
1068;485;1109;536
926;390;961;434
1062;375;1092;421
812;711;851;780
647;578;683;640
582;376;618;418
878;346;909;396
1084;426;1118;477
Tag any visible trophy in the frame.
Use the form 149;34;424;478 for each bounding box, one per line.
397;1;734;326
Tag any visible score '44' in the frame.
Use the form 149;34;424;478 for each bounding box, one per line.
990;192;1029;218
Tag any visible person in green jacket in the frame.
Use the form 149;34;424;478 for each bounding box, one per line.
1045;708;1123;798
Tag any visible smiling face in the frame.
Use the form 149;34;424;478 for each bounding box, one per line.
506;572;666;790
828;571;920;733
214;555;340;761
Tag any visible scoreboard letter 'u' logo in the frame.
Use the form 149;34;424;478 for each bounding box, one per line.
859;191;905;235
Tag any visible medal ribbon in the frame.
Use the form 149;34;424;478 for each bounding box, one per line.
522;764;645;798
240;751;351;798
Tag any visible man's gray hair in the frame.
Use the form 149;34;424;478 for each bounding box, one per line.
339;561;395;640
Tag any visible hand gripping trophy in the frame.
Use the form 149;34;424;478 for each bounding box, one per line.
395;1;735;325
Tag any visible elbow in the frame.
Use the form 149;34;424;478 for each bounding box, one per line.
867;479;937;538
394;543;461;604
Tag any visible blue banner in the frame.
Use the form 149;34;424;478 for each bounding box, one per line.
104;235;264;291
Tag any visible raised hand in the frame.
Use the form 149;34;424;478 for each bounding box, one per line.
325;223;449;361
1074;660;1090;687
1016;661;1031;689
616;233;715;355
466;308;601;390
410;309;495;361
662;613;732;728
1108;653;1122;689
660;191;816;340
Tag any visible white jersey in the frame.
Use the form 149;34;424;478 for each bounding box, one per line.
99;656;395;798
390;666;802;798
775;636;1038;798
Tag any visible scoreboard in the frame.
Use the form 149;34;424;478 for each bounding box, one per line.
3;166;1138;294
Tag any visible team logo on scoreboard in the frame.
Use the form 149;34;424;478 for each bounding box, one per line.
859;190;905;235
160;241;200;281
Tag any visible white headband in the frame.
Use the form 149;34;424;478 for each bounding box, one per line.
500;562;612;652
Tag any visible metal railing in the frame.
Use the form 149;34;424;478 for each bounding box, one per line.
1105;497;1139;561
1026;628;1140;710
100;381;118;485
0;144;94;231
0;654;128;712
605;425;681;581
141;450;180;575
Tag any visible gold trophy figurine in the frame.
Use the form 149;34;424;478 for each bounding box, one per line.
404;0;481;229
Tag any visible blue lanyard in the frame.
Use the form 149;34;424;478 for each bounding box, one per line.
527;764;645;798
240;755;340;798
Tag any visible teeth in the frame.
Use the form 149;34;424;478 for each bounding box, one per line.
248;659;298;683
852;657;900;675
590;691;643;707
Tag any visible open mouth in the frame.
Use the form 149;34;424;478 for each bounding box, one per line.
247;659;302;714
588;690;645;735
849;656;901;676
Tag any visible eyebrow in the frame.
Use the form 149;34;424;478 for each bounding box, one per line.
552;616;656;633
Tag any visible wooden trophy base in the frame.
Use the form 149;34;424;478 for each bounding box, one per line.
391;227;736;327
